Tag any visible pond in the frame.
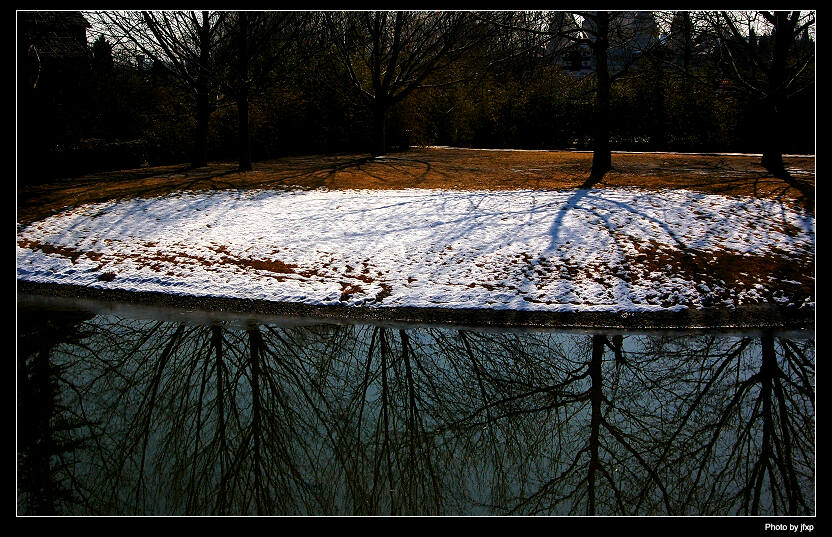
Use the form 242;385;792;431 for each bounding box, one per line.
17;295;815;516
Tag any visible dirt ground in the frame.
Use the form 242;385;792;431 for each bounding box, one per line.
17;147;815;226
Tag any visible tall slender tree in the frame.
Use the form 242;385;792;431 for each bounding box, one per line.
94;11;229;168
216;12;307;171
482;11;660;182
561;12;660;183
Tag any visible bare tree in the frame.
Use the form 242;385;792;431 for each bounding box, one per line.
559;12;661;183
216;12;307;171
93;11;229;168
234;12;252;171
480;11;661;183
709;11;815;178
324;11;486;157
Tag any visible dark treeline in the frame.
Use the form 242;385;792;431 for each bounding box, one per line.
18;10;815;183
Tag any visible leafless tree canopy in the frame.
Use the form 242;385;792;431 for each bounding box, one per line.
21;11;815;180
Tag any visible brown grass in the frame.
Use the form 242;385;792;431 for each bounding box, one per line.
17;236;305;283
17;237;106;264
17;147;814;226
625;240;813;308
17;148;814;312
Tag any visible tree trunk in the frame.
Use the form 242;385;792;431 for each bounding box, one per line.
589;12;612;183
238;12;252;171
760;112;786;178
650;60;667;149
192;12;211;169
587;334;605;515
372;100;387;157
761;12;794;178
193;87;209;169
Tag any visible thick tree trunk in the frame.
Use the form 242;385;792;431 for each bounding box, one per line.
761;12;794;179
372;100;387;157
238;12;252;171
193;87;209;169
238;88;250;171
589;12;612;183
760;111;786;178
192;12;211;169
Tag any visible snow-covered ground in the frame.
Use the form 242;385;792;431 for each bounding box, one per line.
16;187;815;312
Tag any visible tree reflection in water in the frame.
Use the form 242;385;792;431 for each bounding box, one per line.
17;307;814;516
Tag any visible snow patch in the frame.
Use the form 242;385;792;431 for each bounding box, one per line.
16;187;815;312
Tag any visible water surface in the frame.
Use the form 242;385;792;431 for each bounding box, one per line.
17;297;815;516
